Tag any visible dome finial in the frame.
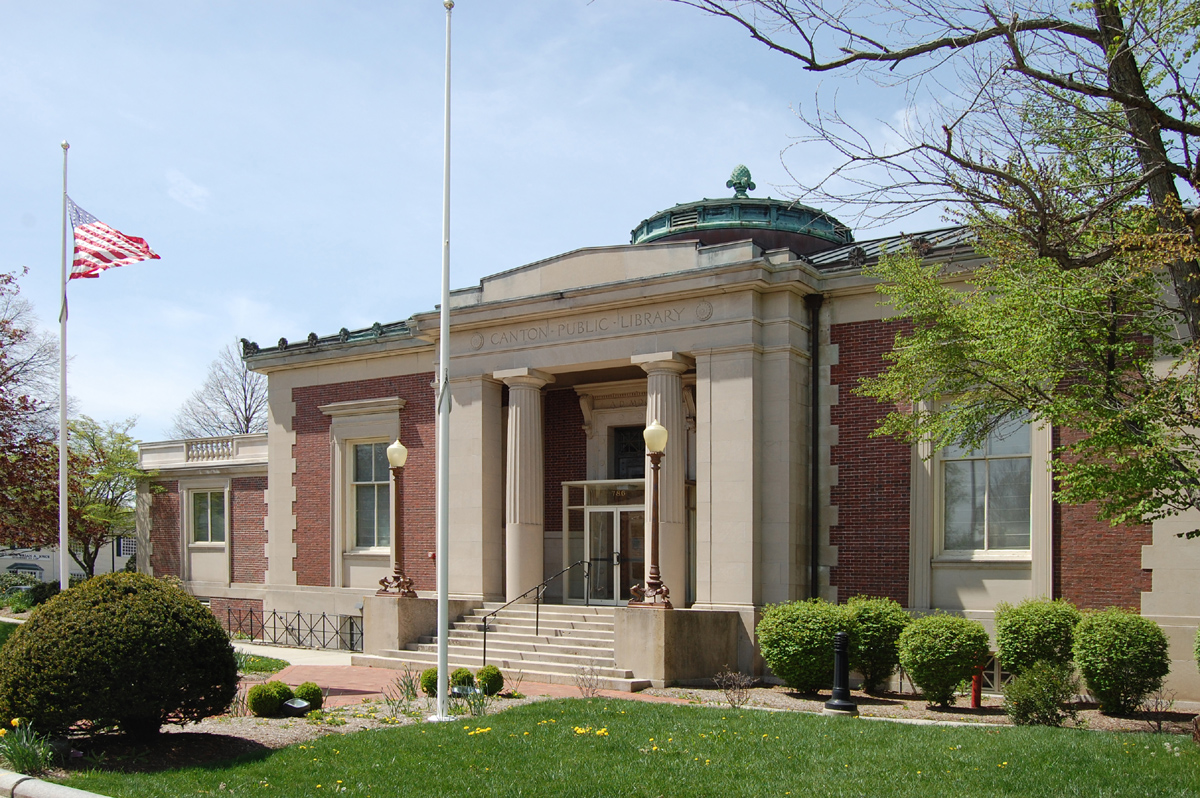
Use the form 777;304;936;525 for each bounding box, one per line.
726;165;755;199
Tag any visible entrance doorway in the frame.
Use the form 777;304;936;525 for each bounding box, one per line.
562;481;645;605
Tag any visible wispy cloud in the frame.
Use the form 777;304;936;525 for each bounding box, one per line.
166;169;210;211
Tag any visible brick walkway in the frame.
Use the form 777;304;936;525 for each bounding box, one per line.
271;665;690;709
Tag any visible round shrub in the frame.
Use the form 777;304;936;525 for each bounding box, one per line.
247;683;282;717
476;665;504;696
294;682;323;711
450;667;476;689
845;595;909;693
756;599;848;693
0;572;237;736
897;613;990;707
421;667;439;696
1073;608;1169;716
994;598;1081;675
1003;660;1080;727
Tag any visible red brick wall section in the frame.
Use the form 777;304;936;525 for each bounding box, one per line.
828;320;912;605
230;476;268;584
1053;427;1152;610
291;373;436;589
544;389;587;535
148;480;181;578
207;597;264;634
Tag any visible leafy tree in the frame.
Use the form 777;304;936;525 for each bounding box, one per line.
68;416;142;578
170;342;267;438
673;0;1200;530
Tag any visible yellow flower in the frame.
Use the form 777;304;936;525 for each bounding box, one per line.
0;729;6;737
9;719;18;728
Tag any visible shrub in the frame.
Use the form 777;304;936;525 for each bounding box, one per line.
994;598;1081;675
897;613;990;707
0;573;39;595
1003;660;1080;727
756;599;849;693
26;582;59;607
1073;608;1170;716
247;680;295;717
450;667;476;689
421;667;439;696
247;683;282;717
294;682;323;711
476;665;504;696
845;596;909;693
0;572;238;737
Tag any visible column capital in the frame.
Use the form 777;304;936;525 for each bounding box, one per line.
493;367;555;389
632;351;693;376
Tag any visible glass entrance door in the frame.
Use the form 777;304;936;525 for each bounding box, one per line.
563;481;646;606
584;508;644;604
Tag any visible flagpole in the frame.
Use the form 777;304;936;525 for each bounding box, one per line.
58;140;70;591
432;0;454;724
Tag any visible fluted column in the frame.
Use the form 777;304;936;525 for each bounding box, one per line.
633;352;691;605
494;367;555;602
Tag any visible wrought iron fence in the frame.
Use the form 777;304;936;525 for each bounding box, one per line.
226;608;363;651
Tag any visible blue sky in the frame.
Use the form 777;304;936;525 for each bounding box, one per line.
1;1;938;442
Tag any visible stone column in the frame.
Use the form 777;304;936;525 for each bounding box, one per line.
494;368;555;602
632;352;692;606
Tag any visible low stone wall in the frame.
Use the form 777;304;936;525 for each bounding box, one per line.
614;607;741;687
361;595;479;655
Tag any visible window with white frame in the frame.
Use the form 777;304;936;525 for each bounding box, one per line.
352;442;391;549
941;415;1031;552
192;490;226;544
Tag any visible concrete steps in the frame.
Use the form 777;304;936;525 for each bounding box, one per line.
353;602;648;692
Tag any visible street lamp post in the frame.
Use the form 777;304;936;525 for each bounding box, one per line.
629;419;672;609
376;438;416;597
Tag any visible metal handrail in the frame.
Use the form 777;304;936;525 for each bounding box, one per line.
481;559;590;666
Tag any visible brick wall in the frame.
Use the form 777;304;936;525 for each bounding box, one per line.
230;476;268;584
148;480;181;578
544;389;587;535
828;320;912;605
207;596;264;634
291;373;436;589
1053;428;1151;610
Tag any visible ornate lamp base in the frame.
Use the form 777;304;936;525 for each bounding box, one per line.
377;566;417;598
627;582;672;609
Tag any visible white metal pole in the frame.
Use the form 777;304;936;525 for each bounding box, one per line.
433;0;454;722
57;141;70;591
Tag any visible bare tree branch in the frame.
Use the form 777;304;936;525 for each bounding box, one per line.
170;342;268;439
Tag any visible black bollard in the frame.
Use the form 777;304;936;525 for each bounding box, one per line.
823;631;858;716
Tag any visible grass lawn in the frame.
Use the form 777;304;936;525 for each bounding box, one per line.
234;650;290;675
0;621;18;649
64;699;1198;797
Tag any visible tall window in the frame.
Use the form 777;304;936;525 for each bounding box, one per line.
193;491;226;543
942;416;1031;552
353;442;390;549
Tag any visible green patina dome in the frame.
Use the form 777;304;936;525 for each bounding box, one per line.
631;166;853;254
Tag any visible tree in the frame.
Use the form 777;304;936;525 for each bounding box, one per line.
170;342;267;438
0;269;58;547
68;416;142;578
673;0;1200;531
670;0;1200;336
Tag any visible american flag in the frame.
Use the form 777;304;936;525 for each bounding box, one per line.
67;196;160;280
